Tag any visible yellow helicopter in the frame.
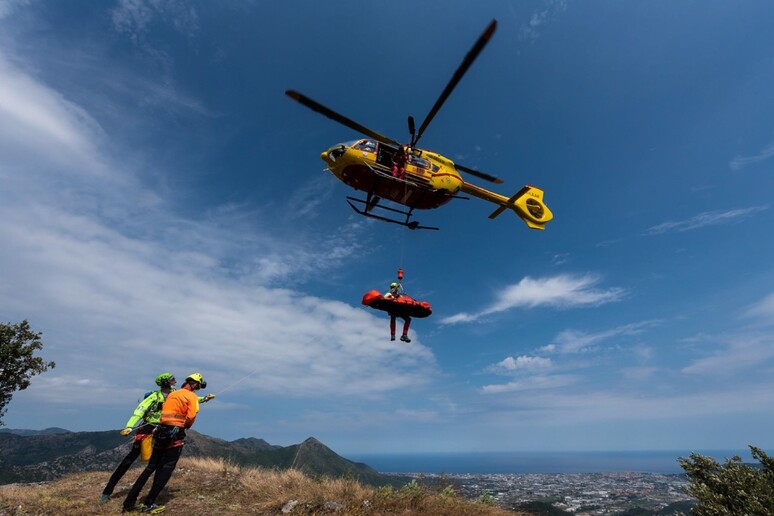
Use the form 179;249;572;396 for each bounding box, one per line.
286;20;552;231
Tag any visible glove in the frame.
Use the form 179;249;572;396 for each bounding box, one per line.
202;394;216;402
119;428;132;436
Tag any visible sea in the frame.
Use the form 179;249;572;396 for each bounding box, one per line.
348;449;754;475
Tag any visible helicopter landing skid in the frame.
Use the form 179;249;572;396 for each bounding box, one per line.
346;195;439;231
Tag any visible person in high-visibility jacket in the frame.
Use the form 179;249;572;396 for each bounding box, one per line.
100;373;215;505
100;373;175;503
122;373;209;514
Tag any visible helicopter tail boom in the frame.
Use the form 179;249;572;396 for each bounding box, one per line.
461;183;553;230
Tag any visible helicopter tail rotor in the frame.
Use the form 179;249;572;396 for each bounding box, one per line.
489;185;552;229
461;183;553;230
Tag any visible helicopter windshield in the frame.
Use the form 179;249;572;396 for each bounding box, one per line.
353;139;377;152
407;154;431;169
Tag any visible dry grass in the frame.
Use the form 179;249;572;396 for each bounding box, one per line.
0;457;523;515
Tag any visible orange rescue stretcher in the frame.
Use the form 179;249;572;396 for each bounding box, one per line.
361;290;432;318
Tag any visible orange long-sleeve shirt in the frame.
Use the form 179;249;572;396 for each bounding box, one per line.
160;388;200;428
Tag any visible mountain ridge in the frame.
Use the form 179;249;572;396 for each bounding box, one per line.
0;428;397;487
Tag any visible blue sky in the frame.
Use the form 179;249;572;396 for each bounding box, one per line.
1;0;773;455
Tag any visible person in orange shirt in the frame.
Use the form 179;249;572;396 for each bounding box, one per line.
122;373;209;514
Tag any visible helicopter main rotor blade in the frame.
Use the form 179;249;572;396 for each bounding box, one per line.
455;163;503;184
413;19;497;146
286;90;400;146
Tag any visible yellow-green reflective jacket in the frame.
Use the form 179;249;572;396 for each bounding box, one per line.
125;390;166;428
125;389;208;428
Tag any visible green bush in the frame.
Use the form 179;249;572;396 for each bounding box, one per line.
679;445;774;515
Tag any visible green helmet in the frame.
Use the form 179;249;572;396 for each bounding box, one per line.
390;282;399;289
155;372;175;387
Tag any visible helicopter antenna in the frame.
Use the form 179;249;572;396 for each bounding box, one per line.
412;19;497;147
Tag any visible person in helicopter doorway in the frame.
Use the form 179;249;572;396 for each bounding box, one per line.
392;145;408;180
384;282;411;342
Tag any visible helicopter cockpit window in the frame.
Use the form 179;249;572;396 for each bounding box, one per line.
354;140;377;152
407;155;430;170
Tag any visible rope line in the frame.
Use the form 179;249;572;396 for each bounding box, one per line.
215;365;264;396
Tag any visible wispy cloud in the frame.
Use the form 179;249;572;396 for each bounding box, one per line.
0;43;437;420
544;320;660;354
0;54;108;176
744;292;774;323
518;0;568;43
0;0;26;20
441;274;625;324
644;206;768;235
550;253;570;266
478;382;774;426
482;374;578;394
481;320;660;396
112;0;200;43
491;355;553;372
729;142;774;171
681;333;774;376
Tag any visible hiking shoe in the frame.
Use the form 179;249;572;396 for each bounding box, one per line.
99;494;110;504
122;505;142;513
390;334;396;341
141;504;166;514
400;334;411;343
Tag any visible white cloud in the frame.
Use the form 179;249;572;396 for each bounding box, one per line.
729;142;774;171
480;382;774;424
0;53;108;176
0;0;27;20
518;0;568;43
394;409;439;422
550;253;570;266
441;274;625;324
494;355;553;372
482;374;578;394
744;292;774;323
644;206;768;235
0;44;437;418
547;320;660;354
619;366;658;381
681;333;774;376
112;0;199;42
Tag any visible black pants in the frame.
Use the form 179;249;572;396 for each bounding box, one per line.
122;444;184;510
103;431;153;496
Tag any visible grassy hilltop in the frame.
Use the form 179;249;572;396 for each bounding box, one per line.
0;456;520;515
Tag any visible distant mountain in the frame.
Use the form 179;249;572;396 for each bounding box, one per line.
0;427;70;436
0;428;395;487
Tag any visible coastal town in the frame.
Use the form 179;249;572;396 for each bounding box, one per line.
395;471;694;514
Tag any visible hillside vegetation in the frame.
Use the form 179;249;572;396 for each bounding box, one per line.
0;430;390;488
0;457;521;515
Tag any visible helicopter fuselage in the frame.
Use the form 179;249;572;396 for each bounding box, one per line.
287;19;554;231
321;139;465;210
320;139;553;229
